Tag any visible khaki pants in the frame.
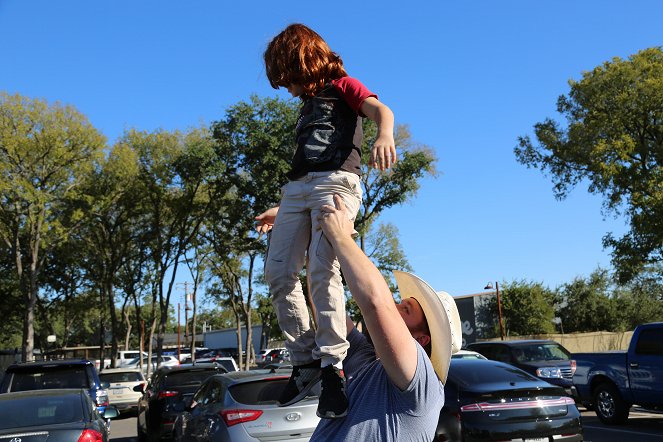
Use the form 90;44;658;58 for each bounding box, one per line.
265;171;362;366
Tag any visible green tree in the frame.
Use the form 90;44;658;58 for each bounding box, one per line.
515;48;663;282
0;92;106;361
556;268;620;332
501;280;556;336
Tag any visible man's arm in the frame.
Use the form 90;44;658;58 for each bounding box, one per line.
319;195;417;390
360;97;396;171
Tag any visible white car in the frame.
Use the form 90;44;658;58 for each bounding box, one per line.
99;368;146;413
451;349;487;360
125;354;180;373
193;356;239;372
256;348;286;367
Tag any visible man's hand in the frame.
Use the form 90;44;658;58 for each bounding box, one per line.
255;206;279;235
318;194;354;244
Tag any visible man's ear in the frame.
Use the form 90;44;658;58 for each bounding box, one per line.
415;334;431;347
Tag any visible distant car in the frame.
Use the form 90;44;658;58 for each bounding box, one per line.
174;370;320;442
451;350;487;360
0;389;119;441
255;348;285;367
467;340;578;398
0;359;110;414
125;354;180;373
192;356;239;373
435;358;583;441
136;363;228;441
99;368;146;414
262;348;290;365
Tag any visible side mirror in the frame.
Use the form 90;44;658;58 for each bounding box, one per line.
102;405;119;419
133;383;146;393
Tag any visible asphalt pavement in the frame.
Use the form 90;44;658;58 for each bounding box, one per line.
109;408;663;441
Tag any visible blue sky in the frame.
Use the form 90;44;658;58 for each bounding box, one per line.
2;1;660;299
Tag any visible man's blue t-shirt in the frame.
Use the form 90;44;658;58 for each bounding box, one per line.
310;328;444;441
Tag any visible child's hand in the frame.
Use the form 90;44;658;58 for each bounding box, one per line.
255;206;279;235
370;134;397;171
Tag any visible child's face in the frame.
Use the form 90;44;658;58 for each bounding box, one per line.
286;84;304;97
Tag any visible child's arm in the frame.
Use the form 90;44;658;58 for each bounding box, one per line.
360;97;396;171
255;206;279;234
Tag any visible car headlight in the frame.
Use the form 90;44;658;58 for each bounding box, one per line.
536;367;562;378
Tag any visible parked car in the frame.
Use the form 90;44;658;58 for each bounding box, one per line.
451;350;487;360
136;363;228;441
255;347;285;367
573;322;663;424
173;370;320;442
126;354;180;373
0;359;110;414
467;340;578;398
99;367;146;414
435;358;583;441
192;356;239;373
262;348;290;365
0;389;119;441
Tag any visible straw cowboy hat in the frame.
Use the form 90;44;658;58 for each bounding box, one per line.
394;271;462;383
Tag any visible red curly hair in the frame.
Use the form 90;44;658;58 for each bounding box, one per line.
264;24;347;97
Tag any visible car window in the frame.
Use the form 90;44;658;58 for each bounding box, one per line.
635;328;663;355
198;380;224;406
229;377;318;404
164;370;220;388
9;366;90;391
0;394;85;429
491;346;511;363
449;361;537;387
99;371;144;383
517;343;570;362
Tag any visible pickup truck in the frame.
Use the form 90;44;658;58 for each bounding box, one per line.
572;322;663;424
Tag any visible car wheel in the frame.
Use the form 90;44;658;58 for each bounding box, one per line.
136;421;147;442
593;382;629;424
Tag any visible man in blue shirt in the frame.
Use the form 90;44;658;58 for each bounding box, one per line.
308;194;462;441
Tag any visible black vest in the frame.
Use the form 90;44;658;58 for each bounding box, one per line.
287;83;363;180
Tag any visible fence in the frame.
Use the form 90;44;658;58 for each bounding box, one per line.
481;330;634;353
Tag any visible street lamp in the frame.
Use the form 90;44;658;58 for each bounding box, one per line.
484;282;505;340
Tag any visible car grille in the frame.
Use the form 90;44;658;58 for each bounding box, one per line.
560;366;573;380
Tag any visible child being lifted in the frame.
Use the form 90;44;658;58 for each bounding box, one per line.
255;23;396;419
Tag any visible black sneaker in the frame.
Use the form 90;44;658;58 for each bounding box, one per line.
278;360;321;406
317;365;348;419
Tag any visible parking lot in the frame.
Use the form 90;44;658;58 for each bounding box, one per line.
109;408;663;442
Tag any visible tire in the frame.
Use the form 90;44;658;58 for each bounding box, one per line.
593;382;629;424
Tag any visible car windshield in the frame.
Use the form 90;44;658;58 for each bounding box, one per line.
100;371;143;383
449;360;538;387
0;393;85;429
229;377;319;405
512;343;570;362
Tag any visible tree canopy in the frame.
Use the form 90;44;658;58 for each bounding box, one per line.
515;47;663;282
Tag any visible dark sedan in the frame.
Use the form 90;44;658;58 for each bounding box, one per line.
436;359;583;441
0;389;119;441
136;363;227;441
467;340;578;399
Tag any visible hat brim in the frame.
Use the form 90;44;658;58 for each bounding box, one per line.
393;271;461;383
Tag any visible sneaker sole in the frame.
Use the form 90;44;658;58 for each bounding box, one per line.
278;372;322;407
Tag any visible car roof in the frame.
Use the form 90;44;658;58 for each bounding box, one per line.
6;359;94;370
99;367;143;374
469;339;559;346
154;364;226;374
447;358;547;386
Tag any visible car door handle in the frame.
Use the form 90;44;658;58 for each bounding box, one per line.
629;362;639;368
